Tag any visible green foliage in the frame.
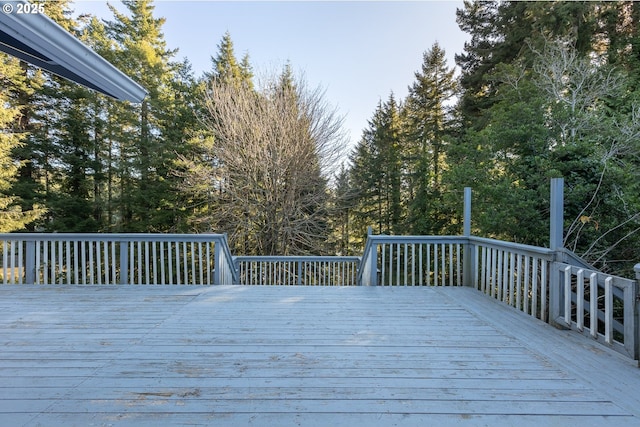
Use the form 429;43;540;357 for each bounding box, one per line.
0;55;44;232
349;94;404;239
2;0;639;277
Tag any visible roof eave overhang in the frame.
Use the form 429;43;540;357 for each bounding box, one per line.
0;1;147;103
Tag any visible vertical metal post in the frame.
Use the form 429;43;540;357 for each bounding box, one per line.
463;187;474;287
549;178;565;328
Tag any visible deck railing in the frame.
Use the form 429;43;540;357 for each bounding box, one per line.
358;235;467;287
0;233;236;285
470;237;554;322
556;263;638;359
359;233;639;361
234;255;360;286
1;230;638;361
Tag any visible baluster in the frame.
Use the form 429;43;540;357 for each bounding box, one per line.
575;269;584;331
523;256;530;314
73;241;79;285
153;242;158;284
426;244;431;287
64;240;70;285
456;243;461;286
9;241;15;284
403;243;408;286
540;261;548;322
168;241;173;285
480;246;487;294
418;244;423;286
590;273;597;338
145;241;150;285
198;242;203;285
531;258;539;318
182;241;188;285
35;241;41;285
137;241;142;285
507;252;515;305
433;244;438;286
96;240;102;285
102;241;109;285
88;241;94;285
449;243;453;286
496;250;503;300
564;266;572;325
605;277;613;344
2;240;7;285
191;242;196;285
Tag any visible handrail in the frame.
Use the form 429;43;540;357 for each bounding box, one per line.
468;236;554;258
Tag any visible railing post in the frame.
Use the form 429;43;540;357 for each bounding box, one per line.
550;177;564;252
463;187;474;287
213;240;222;285
119;241;129;285
25;240;35;285
549;178;565;328
369;243;378;286
635;263;640;365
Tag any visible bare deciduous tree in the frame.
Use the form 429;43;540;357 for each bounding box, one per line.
182;70;346;255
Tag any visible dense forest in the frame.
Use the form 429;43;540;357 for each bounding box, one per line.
1;1;639;276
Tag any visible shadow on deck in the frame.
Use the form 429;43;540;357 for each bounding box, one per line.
1;284;639;426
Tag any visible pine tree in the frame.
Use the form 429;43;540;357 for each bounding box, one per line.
404;42;457;234
0;55;43;231
349;95;404;237
105;0;183;231
205;31;254;88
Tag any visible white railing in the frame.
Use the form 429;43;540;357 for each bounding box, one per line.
0;233;236;285
235;255;360;286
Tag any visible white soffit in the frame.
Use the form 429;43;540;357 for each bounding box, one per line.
0;0;147;102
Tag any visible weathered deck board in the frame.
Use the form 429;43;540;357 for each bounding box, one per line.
0;285;639;427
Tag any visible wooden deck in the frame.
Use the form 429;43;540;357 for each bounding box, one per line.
1;285;640;426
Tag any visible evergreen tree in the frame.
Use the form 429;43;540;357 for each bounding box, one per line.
105;0;183;231
206;31;253;88
0;55;44;231
404;42;457;234
349;95;404;238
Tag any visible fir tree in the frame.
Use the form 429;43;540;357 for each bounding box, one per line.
404;42;457;234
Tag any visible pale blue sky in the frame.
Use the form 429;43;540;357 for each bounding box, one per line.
72;1;469;152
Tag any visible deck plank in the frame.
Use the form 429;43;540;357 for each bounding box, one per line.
0;285;639;426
